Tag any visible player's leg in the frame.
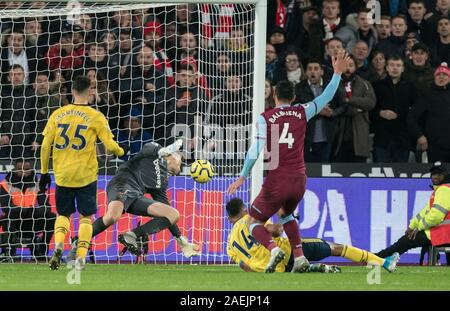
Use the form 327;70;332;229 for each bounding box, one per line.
248;187;284;273
280;175;309;273
329;242;400;272
49;185;76;270
74;181;98;269
375;231;431;258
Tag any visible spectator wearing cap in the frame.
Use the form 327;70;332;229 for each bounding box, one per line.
268;27;288;55
404;42;435;95
44;25;85;81
375;16;392;41
405;32;421;58
290;6;323;61
408;62;450;162
376;15;408;58
335;9;378;55
0;28;47;85
430;16;450;66
407;0;430;42
375;161;450;263
114;108;152;161
371;55;415;162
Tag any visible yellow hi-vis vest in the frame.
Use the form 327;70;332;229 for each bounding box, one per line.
0;179;38;208
429;184;450;246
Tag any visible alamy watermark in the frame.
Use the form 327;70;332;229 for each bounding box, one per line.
366;264;381;285
367;0;381;25
66;260;81;285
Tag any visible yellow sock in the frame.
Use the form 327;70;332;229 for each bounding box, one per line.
76;216;93;260
54;215;70;251
340;245;384;266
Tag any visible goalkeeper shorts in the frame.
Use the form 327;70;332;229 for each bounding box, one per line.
55;181;97;217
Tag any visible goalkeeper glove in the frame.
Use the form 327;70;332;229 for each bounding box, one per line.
158;139;183;158
39;173;51;193
119;143;130;157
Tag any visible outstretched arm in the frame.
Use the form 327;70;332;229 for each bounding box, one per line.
227;115;266;195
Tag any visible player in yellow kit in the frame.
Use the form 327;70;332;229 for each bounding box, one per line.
225;198;400;273
39;76;125;270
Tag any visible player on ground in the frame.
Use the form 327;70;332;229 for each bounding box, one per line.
227;52;351;273
40;76;126;270
67;139;201;260
226;198;400;273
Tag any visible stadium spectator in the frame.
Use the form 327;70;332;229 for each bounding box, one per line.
290;6;323;61
367;50;387;82
375;16;392;40
268;27;288;55
407;0;429;42
24;19;49;59
267;0;298;37
371;56;414;162
266;43;278;82
405;32;421;58
122;45;165;105
75;13;95;42
0;28;46;85
207;74;252;167
45;25;85;81
430;16;450;66
296;59;343;162
32;72;61;152
86;69;120;131
118;29;133;75
114;108;152;161
84;42;119;91
403;42;435;95
164;64;207;152
0;64;37;159
272;50;305;85
335;9;377;54
0;159;55;260
265;79;275;111
423;0;450;46
100;31;120;70
376;15;408;58
408;62;450;162
321;0;344;42
177;31;198;61
352;40;370;80
323;37;346;77
331;55;376;162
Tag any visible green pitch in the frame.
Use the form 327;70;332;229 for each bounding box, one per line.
1;264;450;291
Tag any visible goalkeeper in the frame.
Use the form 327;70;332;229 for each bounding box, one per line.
68;139;200;260
40;76;126;270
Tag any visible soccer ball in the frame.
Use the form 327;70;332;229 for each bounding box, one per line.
190;160;214;183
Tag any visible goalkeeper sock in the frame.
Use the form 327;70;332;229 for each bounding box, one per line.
282;219;304;258
54;215;70;251
340;245;384;266
92;216;109;238
169;224;181;238
76;216;93;260
132;217;171;237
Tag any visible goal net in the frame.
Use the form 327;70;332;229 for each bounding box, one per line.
0;1;265;264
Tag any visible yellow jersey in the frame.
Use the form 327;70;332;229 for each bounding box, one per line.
226;214;291;272
41;104;124;187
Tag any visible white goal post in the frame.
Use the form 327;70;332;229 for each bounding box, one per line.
0;0;266;264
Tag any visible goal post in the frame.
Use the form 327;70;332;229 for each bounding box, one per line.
0;0;266;264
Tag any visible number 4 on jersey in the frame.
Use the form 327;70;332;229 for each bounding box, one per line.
279;123;294;149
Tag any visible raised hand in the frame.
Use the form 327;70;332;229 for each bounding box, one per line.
332;51;351;75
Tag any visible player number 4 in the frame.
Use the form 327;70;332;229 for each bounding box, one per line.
279;123;294;149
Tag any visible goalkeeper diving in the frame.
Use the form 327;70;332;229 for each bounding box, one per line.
68;139;200;260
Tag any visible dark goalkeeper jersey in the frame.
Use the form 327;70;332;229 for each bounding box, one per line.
112;142;169;201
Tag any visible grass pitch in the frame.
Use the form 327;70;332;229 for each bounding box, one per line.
1;264;450;291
